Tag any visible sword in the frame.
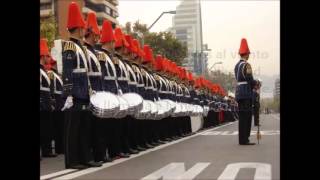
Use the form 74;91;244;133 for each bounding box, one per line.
257;124;261;144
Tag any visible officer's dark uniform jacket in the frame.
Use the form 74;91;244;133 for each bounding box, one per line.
193;89;201;105
176;83;183;103
159;76;170;100
154;73;166;100
113;53;130;94
170;80;178;102
141;67;155;101
189;86;198;105
61;38;90;103
149;73;159;101
48;69;64;110
84;42;103;92
40;65;53;111
165;78;174;101
124;61;138;93
234;59;254;100
131;63;146;99
182;85;191;104
97;48;118;94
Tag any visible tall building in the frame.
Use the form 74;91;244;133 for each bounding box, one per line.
172;0;207;75
40;0;119;39
273;78;280;99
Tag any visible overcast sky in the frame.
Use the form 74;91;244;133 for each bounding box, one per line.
118;0;280;77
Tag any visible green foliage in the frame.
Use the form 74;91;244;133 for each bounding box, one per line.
207;70;236;92
123;21;187;65
40;14;58;49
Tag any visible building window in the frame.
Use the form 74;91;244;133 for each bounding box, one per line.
40;3;52;10
176;29;187;34
105;6;111;15
175;14;197;19
177;9;197;14
176;34;188;40
84;0;106;13
175;20;197;25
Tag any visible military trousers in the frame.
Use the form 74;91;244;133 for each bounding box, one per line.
237;99;253;144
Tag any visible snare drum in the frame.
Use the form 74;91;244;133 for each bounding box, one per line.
121;93;143;115
89;91;120;118
135;100;151;120
114;96;129;118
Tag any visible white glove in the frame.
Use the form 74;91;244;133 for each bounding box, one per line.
61;96;73;111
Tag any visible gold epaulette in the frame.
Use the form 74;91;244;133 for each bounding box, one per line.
112;56;120;64
97;52;106;62
154;75;160;81
63;41;76;52
47;70;54;79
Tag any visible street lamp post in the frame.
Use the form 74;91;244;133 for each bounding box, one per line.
209;61;223;71
147;10;176;31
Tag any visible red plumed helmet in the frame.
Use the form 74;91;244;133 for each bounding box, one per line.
143;45;154;63
40;38;49;56
131;39;140;56
67;2;86;30
125;35;136;53
114;28;129;48
154;54;163;71
100;20;114;43
86;11;100;35
239;38;250;55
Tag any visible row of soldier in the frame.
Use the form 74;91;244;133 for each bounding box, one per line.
40;1;238;169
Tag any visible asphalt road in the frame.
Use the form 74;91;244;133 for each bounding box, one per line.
41;113;280;180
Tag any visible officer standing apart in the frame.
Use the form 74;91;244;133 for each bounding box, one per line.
234;38;256;145
61;2;101;169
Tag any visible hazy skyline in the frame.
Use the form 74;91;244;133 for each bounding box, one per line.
118;0;280;77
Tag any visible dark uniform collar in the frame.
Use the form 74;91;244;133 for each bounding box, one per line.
40;64;45;70
84;41;95;53
70;37;82;47
101;48;112;57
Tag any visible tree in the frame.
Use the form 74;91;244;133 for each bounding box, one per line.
123;21;187;65
40;14;58;49
207;70;236;93
260;97;280;113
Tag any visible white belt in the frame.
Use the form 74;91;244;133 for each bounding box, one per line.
136;84;144;87
40;87;50;92
159;90;167;93
176;94;183;97
128;82;137;85
104;76;116;80
145;87;153;90
54;91;62;95
88;72;102;76
117;77;127;81
237;82;248;85
73;68;87;73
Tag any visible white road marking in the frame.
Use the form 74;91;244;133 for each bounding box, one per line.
40;169;78;180
217;162;272;180
49;122;235;180
201;130;280;136
140;162;210;180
